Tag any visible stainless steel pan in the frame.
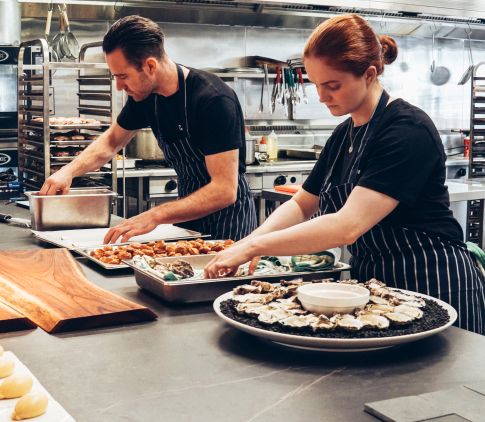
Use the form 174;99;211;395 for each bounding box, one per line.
126;128;164;160
60;5;79;59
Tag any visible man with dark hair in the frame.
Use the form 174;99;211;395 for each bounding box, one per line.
40;15;257;242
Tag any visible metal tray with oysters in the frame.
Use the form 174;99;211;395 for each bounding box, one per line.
124;252;350;303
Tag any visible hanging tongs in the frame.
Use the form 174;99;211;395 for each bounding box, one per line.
297;68;308;104
458;26;474;85
271;65;281;114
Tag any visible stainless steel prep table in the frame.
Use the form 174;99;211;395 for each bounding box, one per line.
115;161;317;218
262;179;485;205
0;202;484;422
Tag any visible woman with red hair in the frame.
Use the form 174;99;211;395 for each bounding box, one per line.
206;14;485;334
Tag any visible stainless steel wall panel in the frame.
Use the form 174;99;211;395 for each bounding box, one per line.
20;17;485;132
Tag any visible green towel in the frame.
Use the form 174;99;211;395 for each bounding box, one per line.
466;241;485;275
290;251;335;272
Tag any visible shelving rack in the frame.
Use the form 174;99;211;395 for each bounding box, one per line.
466;62;485;246
17;39;117;193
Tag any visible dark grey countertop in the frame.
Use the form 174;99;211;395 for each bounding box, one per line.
0;203;484;422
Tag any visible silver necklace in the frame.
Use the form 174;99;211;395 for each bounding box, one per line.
348;123;367;154
347;89;384;154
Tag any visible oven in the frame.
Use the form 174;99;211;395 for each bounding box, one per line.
0;46;19;141
0;45;20;198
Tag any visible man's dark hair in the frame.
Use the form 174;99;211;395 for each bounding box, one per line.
102;15;165;69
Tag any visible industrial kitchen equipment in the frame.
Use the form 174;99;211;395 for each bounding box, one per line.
17;39;118;193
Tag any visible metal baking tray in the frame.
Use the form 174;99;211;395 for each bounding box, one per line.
284;146;323;160
34;226;206;252
125;254;351;303
50;156;78;162
49;123;107;129
74;237;217;270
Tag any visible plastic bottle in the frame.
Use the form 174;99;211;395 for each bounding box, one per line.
259;136;267;153
267;130;279;161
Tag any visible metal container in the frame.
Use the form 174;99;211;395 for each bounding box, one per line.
245;139;256;164
126;128;164;160
26;188;117;231
125;254;351;303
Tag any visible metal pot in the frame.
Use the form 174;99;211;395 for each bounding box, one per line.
126;128;165;160
245;139;256;165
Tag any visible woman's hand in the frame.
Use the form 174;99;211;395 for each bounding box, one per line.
204;240;259;278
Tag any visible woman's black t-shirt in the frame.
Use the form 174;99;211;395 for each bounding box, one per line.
117;67;247;173
303;98;463;242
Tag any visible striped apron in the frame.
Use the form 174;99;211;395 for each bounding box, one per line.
153;65;257;241
319;91;485;335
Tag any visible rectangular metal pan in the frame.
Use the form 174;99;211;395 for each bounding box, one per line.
124;254;351;303
73;237;218;270
285;148;318;160
27;188;116;231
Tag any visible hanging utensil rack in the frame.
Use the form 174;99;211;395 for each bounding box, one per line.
17;39;117;193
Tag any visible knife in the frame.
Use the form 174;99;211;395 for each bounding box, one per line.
0;213;31;228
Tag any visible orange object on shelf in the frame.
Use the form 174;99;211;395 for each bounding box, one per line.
274;184;302;194
464;136;470;158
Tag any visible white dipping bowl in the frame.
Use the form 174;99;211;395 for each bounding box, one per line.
297;283;370;316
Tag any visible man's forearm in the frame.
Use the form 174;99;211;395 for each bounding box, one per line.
63;128;123;177
150;181;236;225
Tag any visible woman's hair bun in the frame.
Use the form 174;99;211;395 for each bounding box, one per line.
379;35;398;65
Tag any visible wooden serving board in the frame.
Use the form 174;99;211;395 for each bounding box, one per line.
0;249;157;333
0;302;35;332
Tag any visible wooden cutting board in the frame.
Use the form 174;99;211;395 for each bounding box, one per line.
0;302;35;332
0;249;157;333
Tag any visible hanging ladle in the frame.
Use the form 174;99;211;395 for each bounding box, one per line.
430;30;451;86
458;27;474;85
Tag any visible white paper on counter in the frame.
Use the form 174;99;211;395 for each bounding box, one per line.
31;224;203;249
0;352;75;422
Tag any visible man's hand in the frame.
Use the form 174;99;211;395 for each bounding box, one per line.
39;167;73;195
103;209;160;244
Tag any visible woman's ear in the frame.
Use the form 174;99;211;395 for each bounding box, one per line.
365;65;378;85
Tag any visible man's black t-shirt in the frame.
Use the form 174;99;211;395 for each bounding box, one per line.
117;67;247;173
303;98;463;242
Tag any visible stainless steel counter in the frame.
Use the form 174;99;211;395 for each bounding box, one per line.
117;157;469;178
446;180;485;202
116;160;318;178
262;180;485;204
0;203;484;422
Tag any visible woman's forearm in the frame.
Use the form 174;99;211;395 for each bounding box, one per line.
247;212;347;257
244;198;308;241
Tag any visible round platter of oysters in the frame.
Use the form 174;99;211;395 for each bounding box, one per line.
213;278;457;352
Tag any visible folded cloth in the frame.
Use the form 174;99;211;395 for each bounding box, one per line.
290;251;335;272
236;256;291;276
466;241;485;276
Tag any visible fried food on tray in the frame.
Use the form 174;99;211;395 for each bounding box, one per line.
91;238;234;265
